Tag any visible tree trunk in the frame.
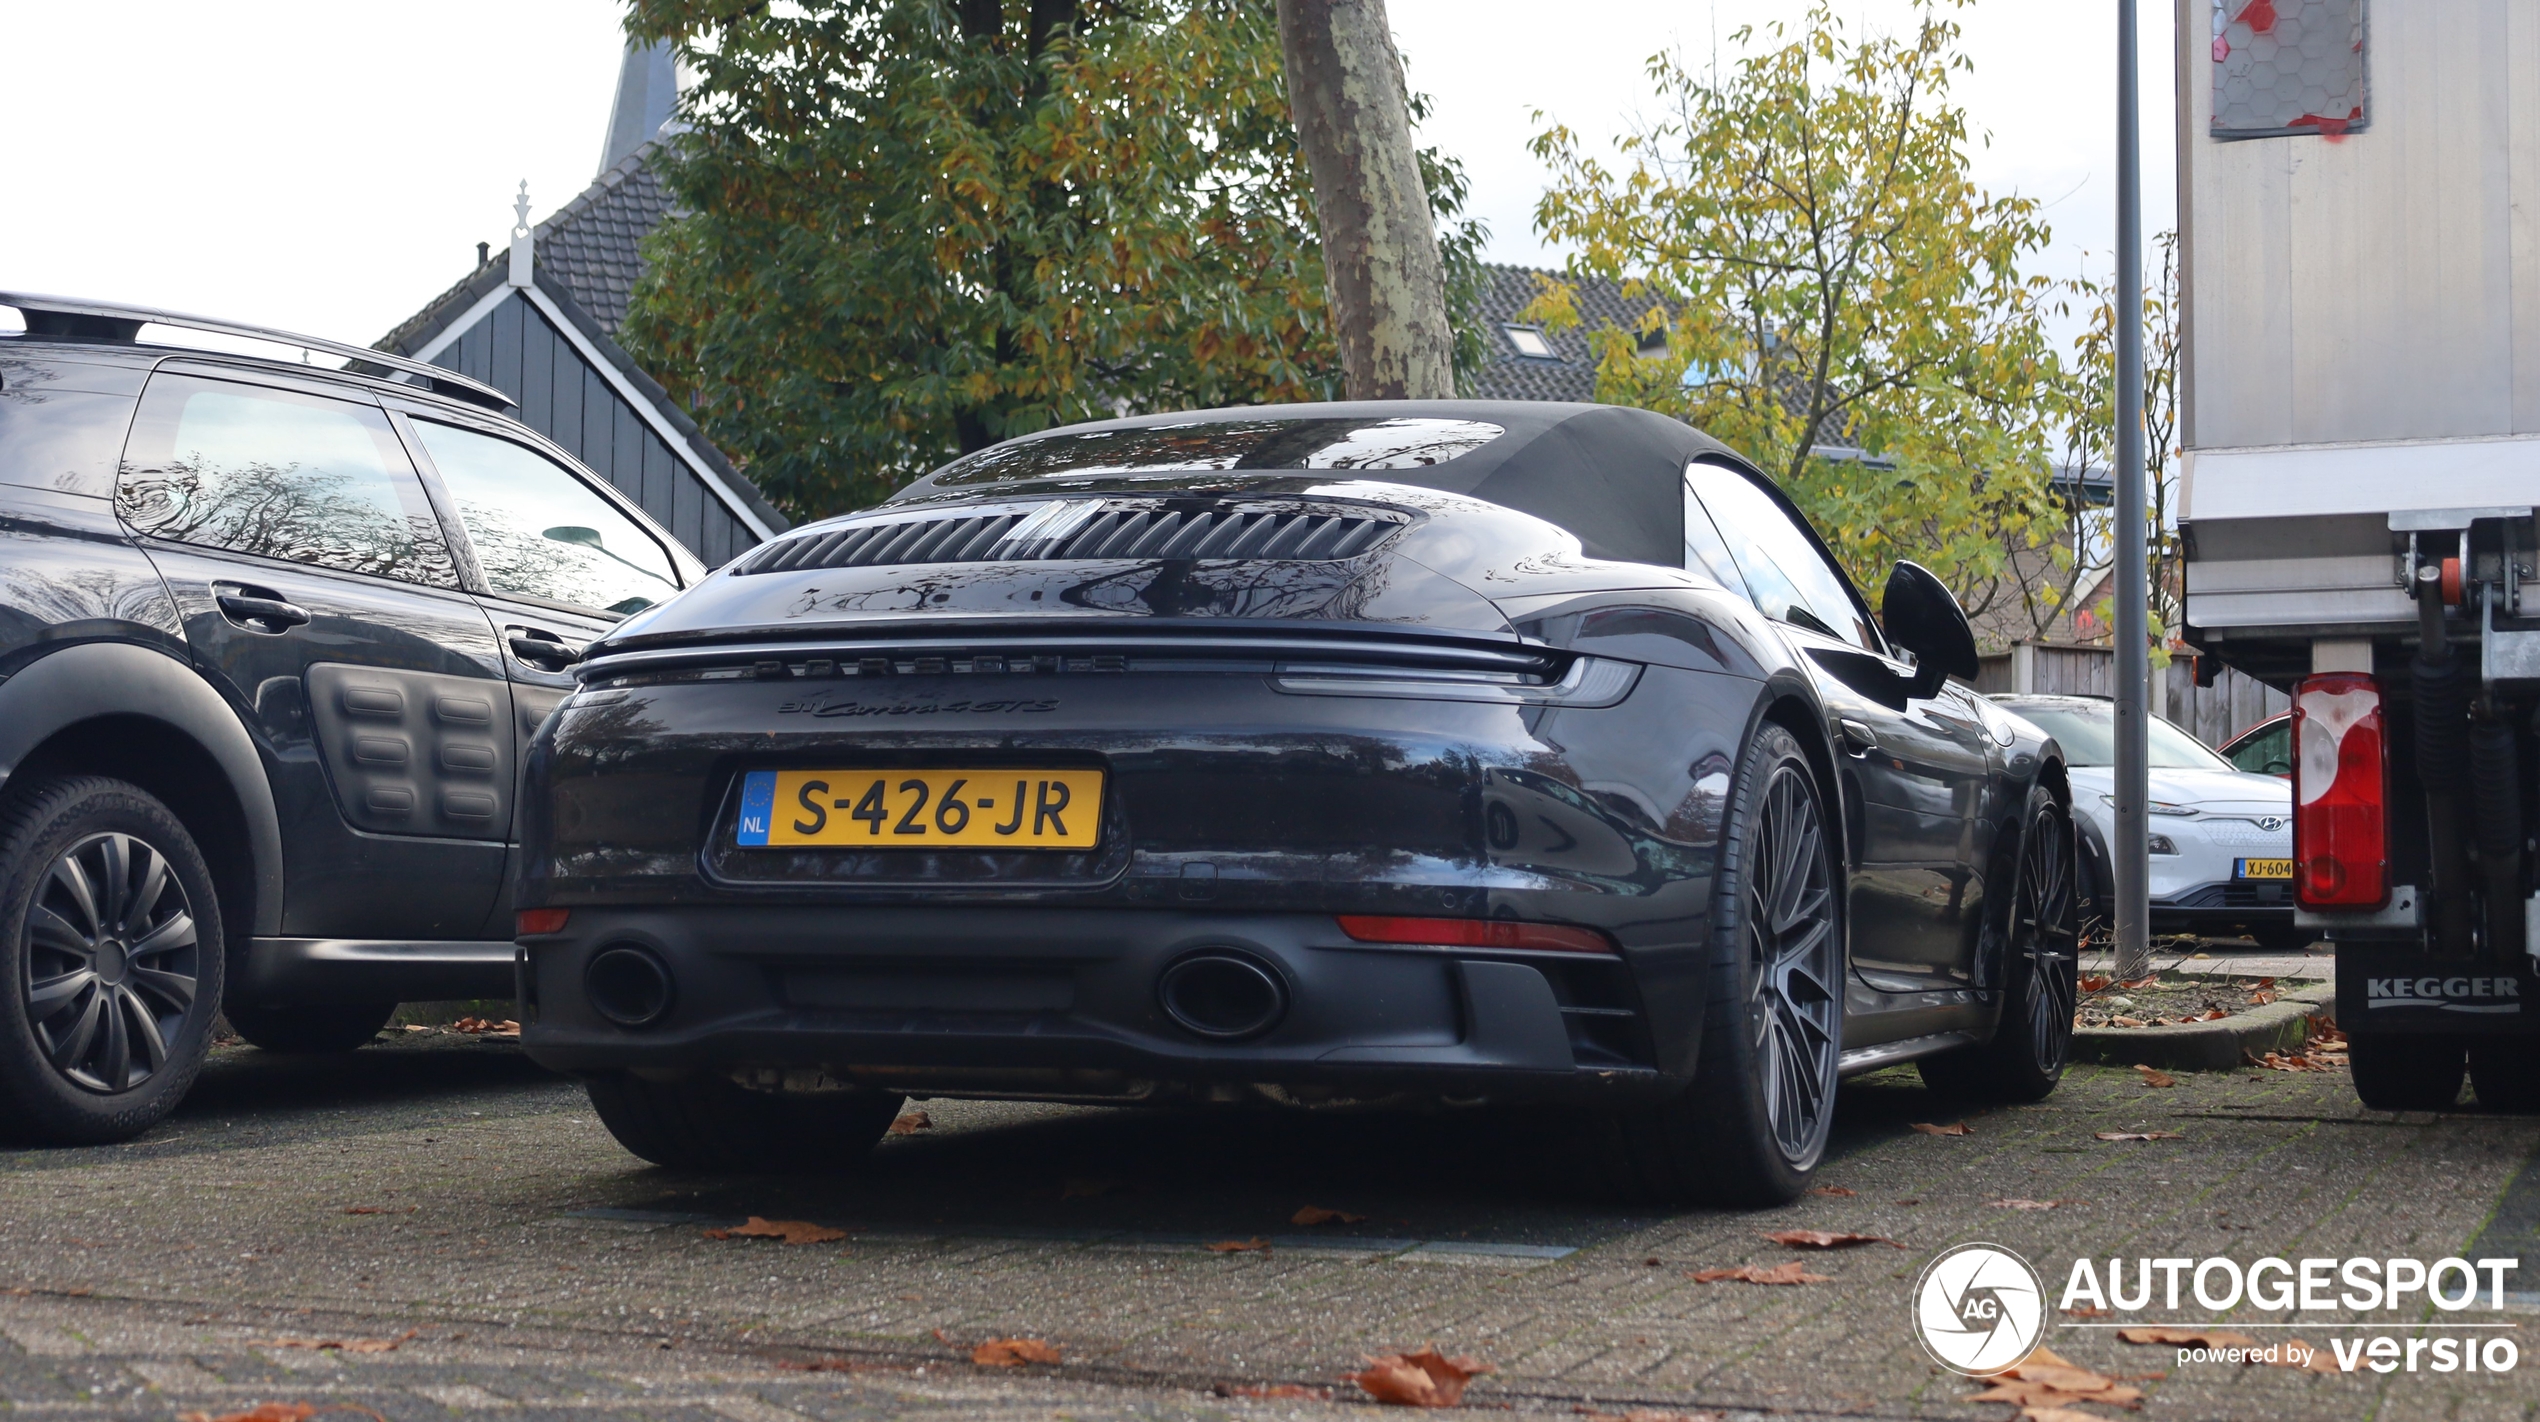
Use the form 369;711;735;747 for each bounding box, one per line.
1275;0;1453;401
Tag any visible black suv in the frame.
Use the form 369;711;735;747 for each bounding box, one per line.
0;294;704;1143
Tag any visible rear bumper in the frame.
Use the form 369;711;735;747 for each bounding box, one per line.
236;937;517;1005
516;906;1671;1103
2152;881;2294;933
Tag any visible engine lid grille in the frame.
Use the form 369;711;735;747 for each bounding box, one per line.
734;499;1404;576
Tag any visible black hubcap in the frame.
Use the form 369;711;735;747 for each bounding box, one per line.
1748;764;1839;1164
2017;807;2080;1071
24;832;199;1093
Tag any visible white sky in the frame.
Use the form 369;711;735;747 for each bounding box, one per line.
0;0;2178;353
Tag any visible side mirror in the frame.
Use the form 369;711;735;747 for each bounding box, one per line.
1881;561;1979;699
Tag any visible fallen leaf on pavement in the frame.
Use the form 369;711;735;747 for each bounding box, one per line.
1208;1237;1272;1253
1292;1205;1369;1226
702;1217;848;1245
2117;975;2159;989
887;1109;932;1135
1962;1345;2145;1415
2119;1326;2258;1348
1911;1121;1972;1137
2094;1130;2184;1141
1807;1186;1857;1197
972;1338;1061;1366
2110;1015;2148;1028
1347;1348;1493;1407
2246;989;2278;1006
1764;1229;1905;1250
249;1330;416;1354
2248;1048;2335;1072
2132;1064;2177;1088
1987;1198;2084;1211
2061;1306;2112;1319
2078;974;2112;993
932;1328;954;1345
1216;1382;1331;1400
1691;1262;1831;1285
447;1016;520;1036
2201;1008;2230;1020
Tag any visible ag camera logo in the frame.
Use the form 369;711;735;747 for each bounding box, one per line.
1915;1243;2045;1375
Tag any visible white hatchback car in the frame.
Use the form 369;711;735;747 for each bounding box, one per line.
1992;695;2301;949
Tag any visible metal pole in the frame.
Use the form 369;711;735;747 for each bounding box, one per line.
2112;0;2151;981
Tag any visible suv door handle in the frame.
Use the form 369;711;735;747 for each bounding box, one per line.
214;587;311;634
506;631;584;669
1838;718;1880;755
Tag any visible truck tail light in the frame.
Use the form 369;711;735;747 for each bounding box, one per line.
2293;672;2388;909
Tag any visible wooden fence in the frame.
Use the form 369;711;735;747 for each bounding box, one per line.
1972;641;2287;749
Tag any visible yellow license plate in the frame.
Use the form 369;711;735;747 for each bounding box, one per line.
736;768;1102;849
2236;857;2293;881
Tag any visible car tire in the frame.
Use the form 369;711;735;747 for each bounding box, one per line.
0;775;223;1145
2348;1034;2464;1111
2468;1040;2540;1114
1919;784;2079;1104
1590;724;1841;1207
225;1002;397;1054
586;1071;907;1172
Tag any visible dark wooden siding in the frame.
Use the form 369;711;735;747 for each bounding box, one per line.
434;291;760;566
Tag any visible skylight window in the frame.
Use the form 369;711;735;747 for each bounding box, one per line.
1501;325;1558;360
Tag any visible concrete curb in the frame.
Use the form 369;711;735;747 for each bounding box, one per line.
2072;981;2337;1072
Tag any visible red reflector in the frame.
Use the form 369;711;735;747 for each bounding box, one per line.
1334;915;1614;954
516;908;571;936
2292;672;2387;909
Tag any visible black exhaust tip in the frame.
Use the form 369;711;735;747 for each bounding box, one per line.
585;945;675;1028
1157;952;1288;1040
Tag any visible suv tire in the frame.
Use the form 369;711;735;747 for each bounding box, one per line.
1588;725;1840;1206
1920;785;2079;1103
2349;1034;2464;1111
0;775;223;1144
586;1072;906;1172
225;1002;396;1054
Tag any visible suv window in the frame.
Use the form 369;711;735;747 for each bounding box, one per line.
117;374;457;586
411;420;680;617
1684;461;1874;648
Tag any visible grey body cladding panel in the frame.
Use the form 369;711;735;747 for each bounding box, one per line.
0;640;286;934
238;938;518;1005
306;664;515;838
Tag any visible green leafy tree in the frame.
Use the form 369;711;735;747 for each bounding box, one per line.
2057;230;2183;663
1523;0;2070;618
623;0;1482;522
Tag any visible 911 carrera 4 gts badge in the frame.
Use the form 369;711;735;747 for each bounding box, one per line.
776;696;1060;717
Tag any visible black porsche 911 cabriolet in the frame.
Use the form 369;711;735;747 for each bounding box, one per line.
514;400;2077;1206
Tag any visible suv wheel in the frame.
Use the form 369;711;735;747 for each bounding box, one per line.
1588;725;1840;1206
2349;1034;2464;1111
586;1072;907;1172
2467;1040;2540;1113
225;1002;397;1054
1920;785;2078;1103
0;776;223;1144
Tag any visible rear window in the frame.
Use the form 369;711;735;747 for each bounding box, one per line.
930;417;1505;487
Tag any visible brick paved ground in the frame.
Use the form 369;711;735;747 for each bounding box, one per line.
0;1034;2532;1421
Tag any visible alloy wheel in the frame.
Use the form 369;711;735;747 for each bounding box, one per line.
1746;763;1840;1163
2016;806;2080;1071
22;832;201;1093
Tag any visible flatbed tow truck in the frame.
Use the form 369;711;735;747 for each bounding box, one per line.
2178;0;2540;1109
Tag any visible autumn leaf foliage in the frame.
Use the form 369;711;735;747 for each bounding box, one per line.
621;0;1486;521
1524;0;2072;615
1347;1348;1493;1407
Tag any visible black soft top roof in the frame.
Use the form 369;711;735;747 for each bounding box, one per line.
895;400;1751;568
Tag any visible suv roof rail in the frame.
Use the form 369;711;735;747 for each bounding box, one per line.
0;291;517;413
